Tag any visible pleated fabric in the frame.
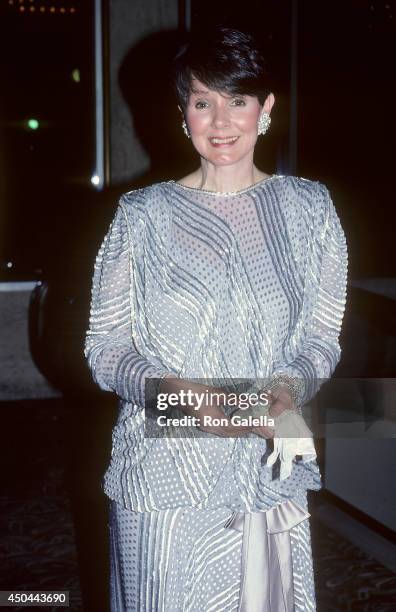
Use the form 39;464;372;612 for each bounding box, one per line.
109;501;242;612
109;488;317;611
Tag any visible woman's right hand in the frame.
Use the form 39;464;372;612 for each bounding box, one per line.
251;421;275;439
158;376;242;437
159;376;274;439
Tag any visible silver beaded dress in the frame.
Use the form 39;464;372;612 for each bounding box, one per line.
84;174;348;611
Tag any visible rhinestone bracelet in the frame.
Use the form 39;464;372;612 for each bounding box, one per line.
265;374;303;404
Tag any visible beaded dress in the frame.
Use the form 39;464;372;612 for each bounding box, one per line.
85;174;348;611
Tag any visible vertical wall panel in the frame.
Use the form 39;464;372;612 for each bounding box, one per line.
109;0;178;185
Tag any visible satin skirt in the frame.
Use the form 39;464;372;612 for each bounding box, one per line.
108;496;317;612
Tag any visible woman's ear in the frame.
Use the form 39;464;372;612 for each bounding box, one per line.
262;93;275;115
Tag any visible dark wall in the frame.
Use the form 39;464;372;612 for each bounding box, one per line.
1;1;394;280
297;1;395;278
0;1;95;279
190;0;395;279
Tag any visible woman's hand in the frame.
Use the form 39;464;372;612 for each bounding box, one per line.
250;421;275;439
267;388;296;417
158;377;257;438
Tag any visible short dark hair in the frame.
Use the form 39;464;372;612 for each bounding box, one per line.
174;26;271;112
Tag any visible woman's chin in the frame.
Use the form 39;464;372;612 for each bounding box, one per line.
203;152;246;167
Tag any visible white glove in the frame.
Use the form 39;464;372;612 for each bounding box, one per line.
234;400;317;480
264;408;316;479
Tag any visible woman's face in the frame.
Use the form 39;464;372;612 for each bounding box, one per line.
184;78;271;168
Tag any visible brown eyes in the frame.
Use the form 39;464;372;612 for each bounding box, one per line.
194;98;246;109
231;98;246;106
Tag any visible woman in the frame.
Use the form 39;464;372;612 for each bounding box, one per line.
84;27;348;611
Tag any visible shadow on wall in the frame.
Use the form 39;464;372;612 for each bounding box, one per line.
118;29;197;188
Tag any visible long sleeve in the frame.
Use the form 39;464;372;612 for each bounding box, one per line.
271;187;348;406
84;200;169;406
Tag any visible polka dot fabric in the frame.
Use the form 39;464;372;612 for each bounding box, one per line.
84;174;346;513
109;501;242;611
109;484;317;611
84;174;348;611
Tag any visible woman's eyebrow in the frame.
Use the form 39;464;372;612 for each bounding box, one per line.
191;88;210;95
190;89;247;99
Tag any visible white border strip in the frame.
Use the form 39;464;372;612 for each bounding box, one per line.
0;281;38;292
94;0;104;189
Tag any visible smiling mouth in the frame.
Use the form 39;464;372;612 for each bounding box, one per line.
209;136;239;145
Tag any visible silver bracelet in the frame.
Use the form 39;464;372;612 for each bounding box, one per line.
265;374;303;404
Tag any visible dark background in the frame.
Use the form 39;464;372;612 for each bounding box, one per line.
0;0;395;281
0;0;95;279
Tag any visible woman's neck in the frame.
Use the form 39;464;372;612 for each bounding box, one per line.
181;161;269;194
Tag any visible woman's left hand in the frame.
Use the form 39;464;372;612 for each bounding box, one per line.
267;388;296;417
